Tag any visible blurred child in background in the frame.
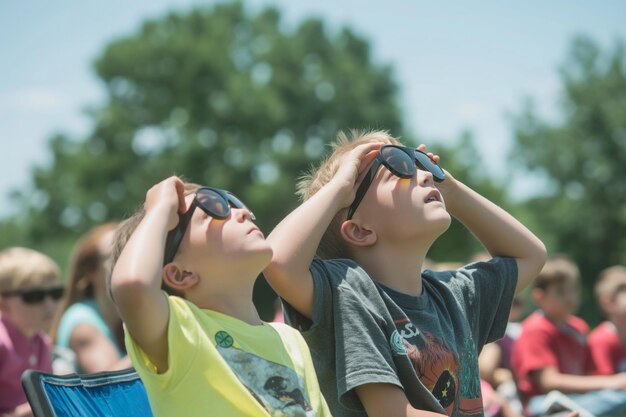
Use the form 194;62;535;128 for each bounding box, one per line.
50;223;130;373
589;265;626;375
512;256;626;417
0;247;62;417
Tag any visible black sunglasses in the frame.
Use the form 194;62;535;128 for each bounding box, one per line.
346;145;446;220
163;187;254;265
1;286;64;304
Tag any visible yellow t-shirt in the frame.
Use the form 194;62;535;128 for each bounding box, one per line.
126;296;331;417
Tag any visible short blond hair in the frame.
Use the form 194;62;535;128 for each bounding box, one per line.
297;130;401;259
0;247;60;293
533;256;579;291
595;265;626;302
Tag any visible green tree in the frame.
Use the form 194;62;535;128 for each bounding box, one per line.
1;2;511;317
1;2;404;317
511;35;626;324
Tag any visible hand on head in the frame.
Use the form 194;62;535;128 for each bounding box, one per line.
334;142;383;207
144;176;188;231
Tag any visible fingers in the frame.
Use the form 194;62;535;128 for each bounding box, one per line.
351;142;383;174
145;176;186;213
418;143;441;164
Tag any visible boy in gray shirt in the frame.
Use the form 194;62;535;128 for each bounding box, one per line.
264;130;547;417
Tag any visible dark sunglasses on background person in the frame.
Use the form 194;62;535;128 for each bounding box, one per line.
346;144;446;220
163;187;255;265
1;286;64;304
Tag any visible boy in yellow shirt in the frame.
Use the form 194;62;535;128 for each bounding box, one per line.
109;176;331;417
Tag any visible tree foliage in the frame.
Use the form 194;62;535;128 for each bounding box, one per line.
2;2;405;317
1;2;511;317
511;35;626;324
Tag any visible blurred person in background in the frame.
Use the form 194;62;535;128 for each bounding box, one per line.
589;265;626;375
49;222;131;373
0;247;62;417
478;294;525;416
512;256;626;417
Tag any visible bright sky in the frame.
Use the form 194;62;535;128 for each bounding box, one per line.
1;0;625;218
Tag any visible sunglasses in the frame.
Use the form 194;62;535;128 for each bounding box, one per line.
163;187;254;265
346;144;446;220
1;286;64;305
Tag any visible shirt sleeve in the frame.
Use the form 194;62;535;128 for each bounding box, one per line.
56;302;109;349
455;257;518;349
588;325;616;375
125;295;199;390
512;317;558;395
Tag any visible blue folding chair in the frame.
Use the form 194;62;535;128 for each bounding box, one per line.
22;368;153;417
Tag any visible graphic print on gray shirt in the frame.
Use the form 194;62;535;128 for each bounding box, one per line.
283;256;517;417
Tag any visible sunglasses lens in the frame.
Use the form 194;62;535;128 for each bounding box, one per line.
381;146;415;177
197;189;230;218
22;290;45;304
414;150;446;182
20;287;63;304
226;193;256;220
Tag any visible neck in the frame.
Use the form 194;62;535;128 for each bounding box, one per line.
354;239;430;296
542;310;569;324
189;270;263;326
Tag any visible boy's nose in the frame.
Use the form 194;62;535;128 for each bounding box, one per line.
418;169;434;186
233;207;255;222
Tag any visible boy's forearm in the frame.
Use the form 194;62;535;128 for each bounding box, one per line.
265;182;344;318
444;180;546;290
268;181;344;276
111;209;170;298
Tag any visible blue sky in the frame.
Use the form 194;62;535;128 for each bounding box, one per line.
1;0;625;218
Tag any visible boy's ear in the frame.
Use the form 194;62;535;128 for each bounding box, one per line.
162;263;200;291
340;220;377;247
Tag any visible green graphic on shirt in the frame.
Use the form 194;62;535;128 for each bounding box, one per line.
458;336;481;399
215;330;234;348
390;330;406;355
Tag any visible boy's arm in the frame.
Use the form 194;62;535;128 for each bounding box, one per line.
265;143;381;319
436;171;547;294
534;367;626;393
110;176;187;373
356;384;446;417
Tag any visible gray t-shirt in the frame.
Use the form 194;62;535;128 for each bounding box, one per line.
283;256;517;417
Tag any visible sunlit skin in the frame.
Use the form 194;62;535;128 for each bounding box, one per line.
172;193;273;300
354;166;452;244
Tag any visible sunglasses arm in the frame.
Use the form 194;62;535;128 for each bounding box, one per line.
346;161;380;220
163;207;194;265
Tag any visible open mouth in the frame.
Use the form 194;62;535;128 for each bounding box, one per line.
424;190;441;203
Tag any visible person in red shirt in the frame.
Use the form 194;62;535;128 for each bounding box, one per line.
589;266;626;375
512;256;626;417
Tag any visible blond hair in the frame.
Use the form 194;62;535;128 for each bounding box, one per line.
107;181;201;297
595;265;626;302
297;130;401;259
533;256;579;291
0;247;60;293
